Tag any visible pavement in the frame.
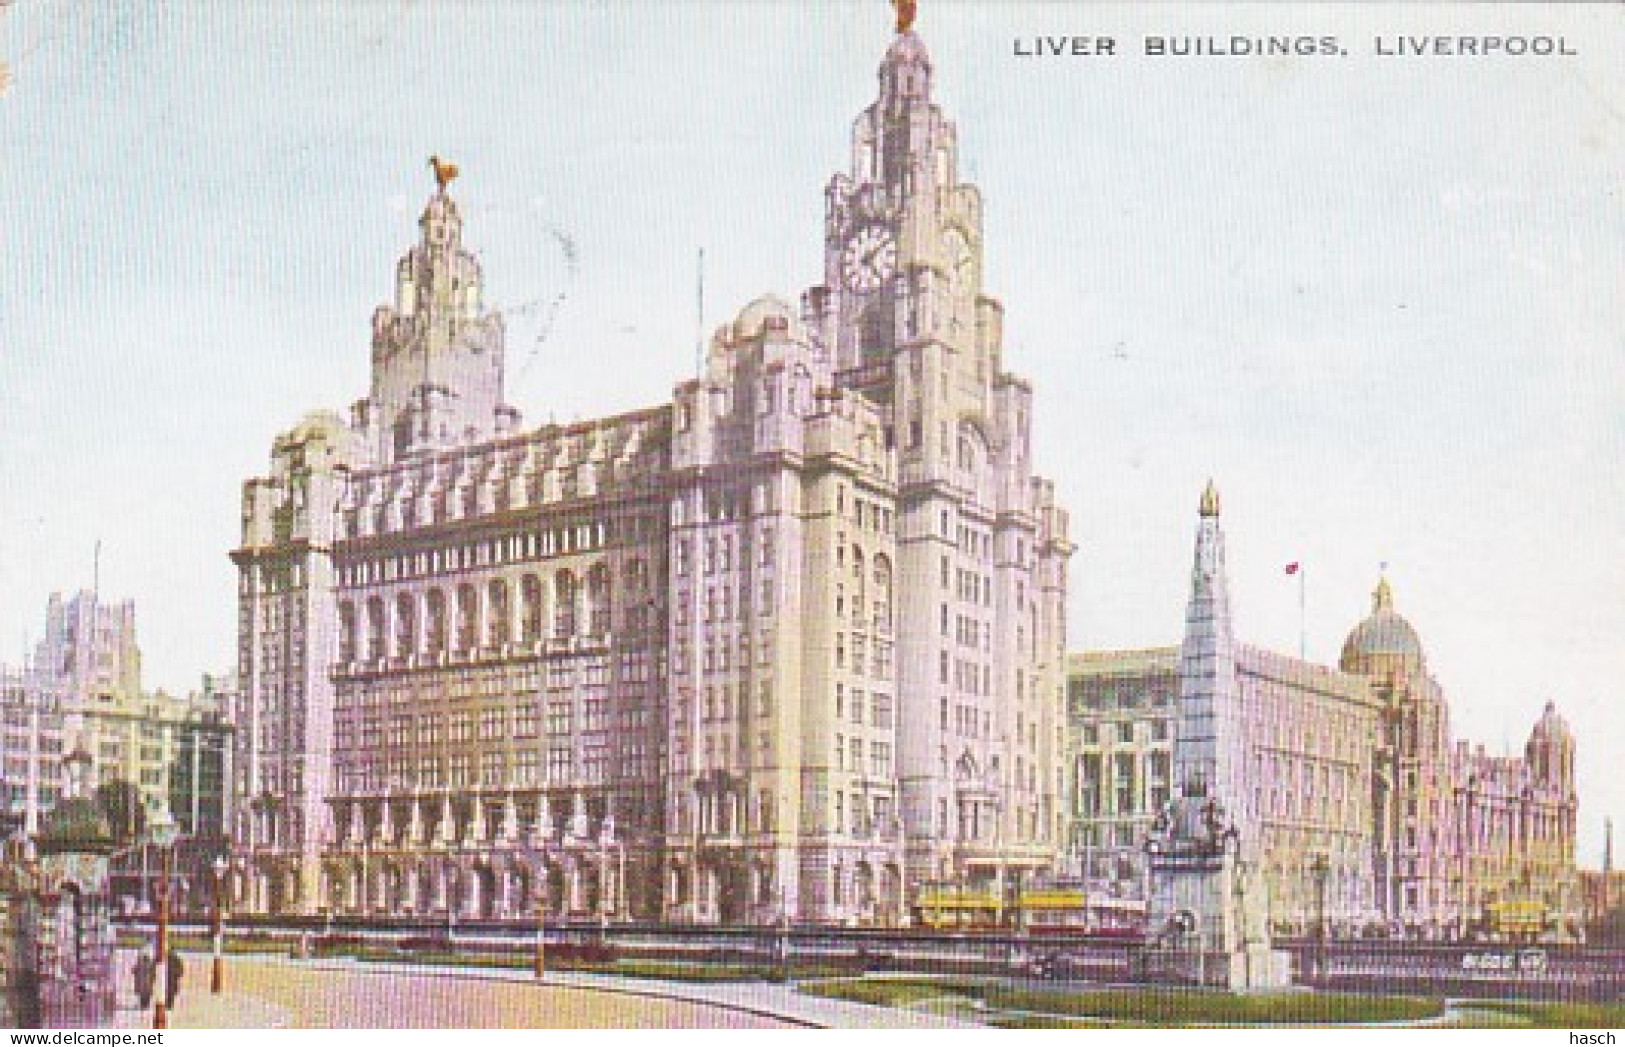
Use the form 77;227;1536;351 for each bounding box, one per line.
109;950;292;1029
106;949;980;1029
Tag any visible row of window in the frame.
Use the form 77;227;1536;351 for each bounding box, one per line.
1076;720;1172;746
333;656;652;709
832;736;893;778
946;654;992;696
673;579;778;626
1068;679;1177;711
833;686;893;729
834;633;894;679
671;628;775;676
830;790;895;838
345;471;661;539
337;561;656;662
841;490;895;536
335;697;642;750
335;743;628;792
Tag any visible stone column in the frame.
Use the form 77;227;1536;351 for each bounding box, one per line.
408;796;424;845
403;864;419;914
567;858;583;913
497;866;513;920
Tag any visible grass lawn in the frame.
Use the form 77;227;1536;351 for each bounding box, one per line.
800;978;1448;1027
1450;1001;1625;1029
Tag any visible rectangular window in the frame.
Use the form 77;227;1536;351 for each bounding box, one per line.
480;750;504;786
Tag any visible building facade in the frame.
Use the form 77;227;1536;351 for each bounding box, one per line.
1067;488;1579;940
0;593;232;845
230;25;1072;924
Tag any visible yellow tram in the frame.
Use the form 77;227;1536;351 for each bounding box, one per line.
911;882;1145;937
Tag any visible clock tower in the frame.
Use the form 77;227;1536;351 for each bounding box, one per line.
804;18;1073;896
811;27;1006;471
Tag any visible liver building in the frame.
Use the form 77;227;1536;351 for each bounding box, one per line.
229;24;1072;924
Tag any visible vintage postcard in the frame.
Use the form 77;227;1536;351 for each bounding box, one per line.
0;0;1619;1034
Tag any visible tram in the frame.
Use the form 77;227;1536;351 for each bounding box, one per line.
910;881;1146;938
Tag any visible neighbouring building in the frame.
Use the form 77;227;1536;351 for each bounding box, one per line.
230;21;1071;924
1068;486;1580;940
0;593;233;849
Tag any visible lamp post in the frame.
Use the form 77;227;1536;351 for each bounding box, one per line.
525;830;549;980
149;810;178;1030
598;838;610;941
210;855;227;994
596;814;618;945
1310;852;1330;983
776;884;791;982
1232;856;1255;989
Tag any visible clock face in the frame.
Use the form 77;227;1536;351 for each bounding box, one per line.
943;227;975;293
841;224;897;293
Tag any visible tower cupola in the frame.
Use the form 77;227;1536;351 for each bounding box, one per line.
360;159;519;464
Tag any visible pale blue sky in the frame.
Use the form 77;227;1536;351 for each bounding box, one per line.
2;2;1621;861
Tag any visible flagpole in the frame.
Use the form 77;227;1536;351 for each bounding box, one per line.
1299;565;1306;661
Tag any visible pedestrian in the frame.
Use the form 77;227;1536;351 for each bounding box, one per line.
164;948;184;1011
132;950;155;1009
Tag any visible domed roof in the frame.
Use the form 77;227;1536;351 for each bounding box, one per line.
731;295;801;341
1340;577;1424;665
886;29;931;67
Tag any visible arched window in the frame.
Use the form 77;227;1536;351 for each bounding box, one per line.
337;602;357;663
487;579;510;647
554;570;578;638
455;583;478;652
395;593;417;658
365;597;385;662
521;574;545;642
623;559;650;632
426;589;447;654
587;563;612;635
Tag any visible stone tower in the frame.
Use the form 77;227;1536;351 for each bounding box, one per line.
1339;576;1455;930
356;173;521;465
800;20;1072;890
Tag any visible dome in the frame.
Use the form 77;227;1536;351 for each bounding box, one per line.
292;410;347;441
879;29;933;101
419;189;461;224
1340;576;1424;665
731;295;801;341
886;29;931;68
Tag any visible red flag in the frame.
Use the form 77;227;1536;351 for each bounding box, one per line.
1285;562;1300;575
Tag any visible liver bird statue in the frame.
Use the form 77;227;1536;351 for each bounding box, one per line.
429;154;460;190
893;0;917;34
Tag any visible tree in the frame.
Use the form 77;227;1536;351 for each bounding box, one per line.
95;779;147;845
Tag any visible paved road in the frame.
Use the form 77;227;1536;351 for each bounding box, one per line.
107;951;977;1029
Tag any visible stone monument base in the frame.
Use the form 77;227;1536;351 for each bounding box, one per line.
1141;943;1292;991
